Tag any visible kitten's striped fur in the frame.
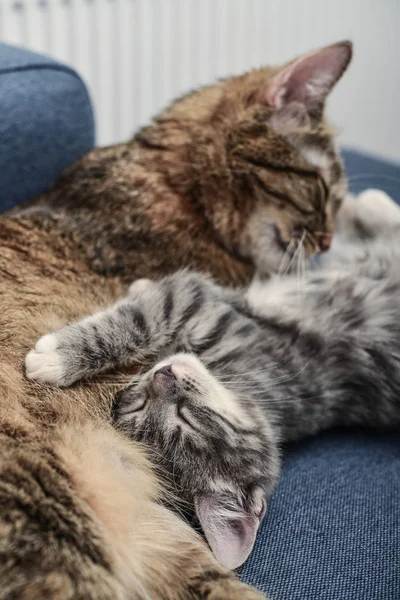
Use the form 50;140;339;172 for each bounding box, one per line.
27;190;400;571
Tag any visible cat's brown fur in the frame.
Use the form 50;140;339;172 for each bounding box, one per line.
24;42;351;283
1;41;352;598
0;218;263;599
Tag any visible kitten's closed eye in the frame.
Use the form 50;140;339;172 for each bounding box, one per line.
117;393;148;415
113;378;148;418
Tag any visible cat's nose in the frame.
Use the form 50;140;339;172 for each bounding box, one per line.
154;364;176;379
317;233;332;252
153;364;177;394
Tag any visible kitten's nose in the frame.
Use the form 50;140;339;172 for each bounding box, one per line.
154;365;176;379
153;364;176;393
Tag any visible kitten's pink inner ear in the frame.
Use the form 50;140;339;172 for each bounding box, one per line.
265;40;353;114
195;494;260;570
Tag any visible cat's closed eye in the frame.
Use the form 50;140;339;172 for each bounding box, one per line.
114;386;148;416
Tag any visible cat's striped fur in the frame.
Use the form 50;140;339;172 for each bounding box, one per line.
27;190;400;571
1;40;356;598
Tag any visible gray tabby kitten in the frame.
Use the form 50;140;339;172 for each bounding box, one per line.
26;189;400;571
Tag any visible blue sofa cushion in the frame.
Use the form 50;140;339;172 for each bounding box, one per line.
0;43;94;212
240;432;400;599
343;149;400;204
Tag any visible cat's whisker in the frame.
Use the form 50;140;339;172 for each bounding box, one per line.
235;393;320;405
82;381;130;387
278;238;296;276
295;232;305;293
220;372;287;384
219;362;310;389
265;361;310;387
299;244;304;291
283;233;304;276
236;390;304;406
217;369;304;386
123;436;196;495
281;242;298;276
224;382;281;392
171;439;181;493
260;393;327;405
298;231;307;297
214;358;293;380
347;172;400;185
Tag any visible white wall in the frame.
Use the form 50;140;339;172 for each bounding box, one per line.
0;0;399;162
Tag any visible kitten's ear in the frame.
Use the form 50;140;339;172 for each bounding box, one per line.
265;40;353;117
195;492;264;570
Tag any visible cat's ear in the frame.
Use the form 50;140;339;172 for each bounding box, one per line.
195;491;265;570
265;40;353;117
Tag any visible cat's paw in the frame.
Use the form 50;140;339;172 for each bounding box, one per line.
338;189;400;240
128;278;154;295
25;333;71;386
357;189;400;233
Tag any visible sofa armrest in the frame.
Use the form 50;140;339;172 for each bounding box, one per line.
0;43;95;212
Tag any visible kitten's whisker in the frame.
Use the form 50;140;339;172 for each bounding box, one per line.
214;357;293;379
217;374;288;387
235;391;326;405
223;380;284;391
236;394;309;405
218;362;310;389
265;361;310;387
257;393;327;405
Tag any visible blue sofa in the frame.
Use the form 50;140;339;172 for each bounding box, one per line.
1;43;399;600
0;43;94;211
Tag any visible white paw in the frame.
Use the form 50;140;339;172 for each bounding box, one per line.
128;278;153;296
25;333;67;386
337;189;400;240
356;189;400;233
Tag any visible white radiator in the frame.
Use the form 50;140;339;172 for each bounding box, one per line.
0;0;399;162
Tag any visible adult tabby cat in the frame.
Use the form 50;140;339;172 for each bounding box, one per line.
23;41;351;283
27;189;400;572
2;41;351;598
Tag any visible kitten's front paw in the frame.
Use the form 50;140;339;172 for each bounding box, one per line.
338;189;400;240
356;189;400;233
25;333;71;386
